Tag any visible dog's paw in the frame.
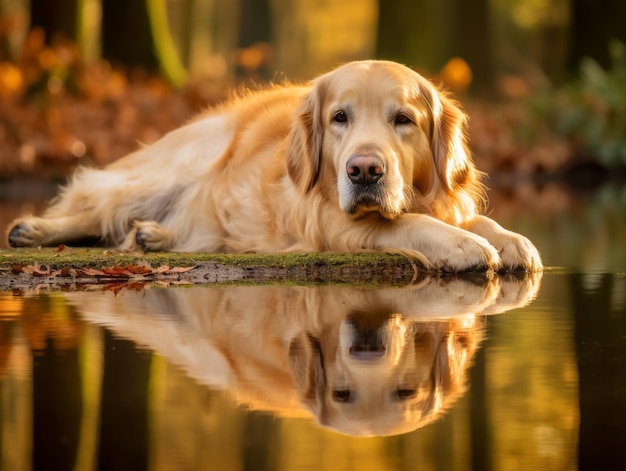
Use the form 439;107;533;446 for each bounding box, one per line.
6;218;45;247
492;232;543;272
464;217;543;273
122;221;173;252
481;271;543;315
433;234;501;273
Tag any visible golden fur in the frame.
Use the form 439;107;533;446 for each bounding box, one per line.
67;272;541;436
7;60;542;272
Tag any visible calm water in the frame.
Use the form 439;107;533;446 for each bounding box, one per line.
0;182;625;471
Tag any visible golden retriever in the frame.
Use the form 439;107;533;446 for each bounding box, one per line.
67;272;541;436
7;60;542;272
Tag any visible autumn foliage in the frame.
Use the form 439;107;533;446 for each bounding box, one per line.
1;29;624;179
0;28;222;176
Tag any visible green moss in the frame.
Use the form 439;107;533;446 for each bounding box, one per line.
0;247;411;271
0;248;427;289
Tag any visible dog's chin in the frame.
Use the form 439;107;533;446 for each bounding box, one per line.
346;191;402;220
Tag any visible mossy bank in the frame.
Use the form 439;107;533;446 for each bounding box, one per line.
0;248;423;289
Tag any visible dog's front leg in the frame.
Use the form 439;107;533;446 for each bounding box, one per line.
463;215;543;272
336;214;501;273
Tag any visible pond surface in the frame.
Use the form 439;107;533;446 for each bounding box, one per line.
0;181;625;471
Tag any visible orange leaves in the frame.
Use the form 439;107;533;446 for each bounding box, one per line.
10;263;197;281
0;62;24;98
158;266;195;274
102;265;152;277
0;29;224;177
12;263;50;276
438;57;473;94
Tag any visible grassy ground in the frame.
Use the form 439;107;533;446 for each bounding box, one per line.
0;247;424;289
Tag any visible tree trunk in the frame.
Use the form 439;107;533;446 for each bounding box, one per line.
376;0;443;72
235;0;272;78
101;0;158;70
30;0;78;43
570;273;626;470
450;0;494;94
237;0;271;48
568;0;626;72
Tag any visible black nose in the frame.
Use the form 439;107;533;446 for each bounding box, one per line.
346;155;384;185
346;316;387;360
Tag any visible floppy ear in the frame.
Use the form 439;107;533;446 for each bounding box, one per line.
288;334;325;407
286;79;326;193
288;334;334;426
416;78;486;221
424;83;479;194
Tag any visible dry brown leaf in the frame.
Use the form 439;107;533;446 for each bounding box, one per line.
59;267;74;277
125;265;153;275
103;282;128;294
127;281;148;290
102;267;132;277
168;266;196;274
77;267;105;277
22;263;51;276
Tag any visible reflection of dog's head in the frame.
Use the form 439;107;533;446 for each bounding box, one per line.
289;309;484;437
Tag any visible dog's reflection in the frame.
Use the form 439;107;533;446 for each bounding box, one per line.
289;311;481;436
67;272;541;437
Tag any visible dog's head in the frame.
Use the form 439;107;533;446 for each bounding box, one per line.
286;60;484;224
288;311;483;437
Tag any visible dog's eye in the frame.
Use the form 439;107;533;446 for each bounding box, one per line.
394;114;413;126
332;389;354;403
333;110;348;123
394;388;417;400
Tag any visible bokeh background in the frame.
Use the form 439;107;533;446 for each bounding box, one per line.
1;4;625;470
0;0;625;179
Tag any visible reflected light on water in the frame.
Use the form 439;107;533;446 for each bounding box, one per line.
1;182;625;468
66;274;540;438
0;272;543;470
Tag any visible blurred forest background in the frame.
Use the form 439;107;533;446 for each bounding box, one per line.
0;0;625;179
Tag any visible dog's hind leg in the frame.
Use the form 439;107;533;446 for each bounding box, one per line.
119;221;174;252
7;213;103;248
7;170;121;247
6;160;187;249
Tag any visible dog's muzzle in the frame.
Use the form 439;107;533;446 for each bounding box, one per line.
345;154;388;215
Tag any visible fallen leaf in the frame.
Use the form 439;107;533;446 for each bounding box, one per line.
22;263;51;276
127;281;147;290
125;265;153;275
168;266;196;274
77;267;106;277
102;266;133;277
103;282;128;294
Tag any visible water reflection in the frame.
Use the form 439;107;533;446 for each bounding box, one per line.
1;183;624;468
67;273;541;437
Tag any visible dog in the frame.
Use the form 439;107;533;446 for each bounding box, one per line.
67;272;541;436
7;60;542;272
